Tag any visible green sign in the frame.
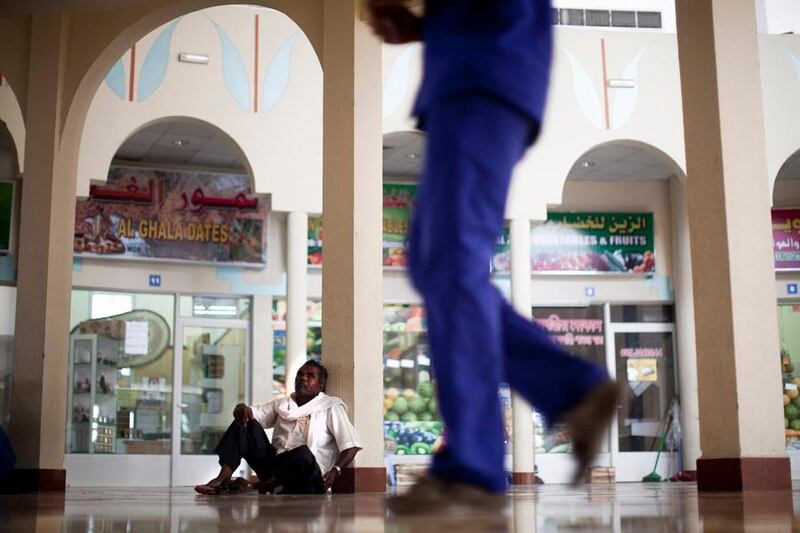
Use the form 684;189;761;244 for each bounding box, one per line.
492;212;655;274
307;183;418;267
382;184;416;268
0;181;14;253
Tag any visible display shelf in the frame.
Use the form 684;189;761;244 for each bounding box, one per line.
67;333;117;454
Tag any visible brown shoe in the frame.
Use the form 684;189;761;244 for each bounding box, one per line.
561;380;619;485
388;474;508;516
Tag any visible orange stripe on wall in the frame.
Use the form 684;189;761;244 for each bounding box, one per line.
129;43;136;102
254;15;260;113
600;38;610;130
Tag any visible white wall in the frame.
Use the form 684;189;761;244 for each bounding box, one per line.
759;0;800;34
77;6;322;213
0;81;24;173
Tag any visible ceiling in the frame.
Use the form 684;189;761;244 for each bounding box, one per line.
383;131;425;180
777;150;800;181
0;0;155;16
114;119;246;172
567;144;677;181
382;133;678;183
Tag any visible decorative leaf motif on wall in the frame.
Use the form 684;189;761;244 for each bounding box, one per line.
261;32;299;113
383;44;419;119
105;58;126;100
138;20;180;102
610;49;645;130
788;52;800;88
563;47;604;130
212;20;252;112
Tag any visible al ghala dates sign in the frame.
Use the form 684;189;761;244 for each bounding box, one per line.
74;166;268;266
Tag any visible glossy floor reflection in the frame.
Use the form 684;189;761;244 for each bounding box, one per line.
2;482;799;532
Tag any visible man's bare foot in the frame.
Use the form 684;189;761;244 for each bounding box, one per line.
388;474;508;515
194;466;234;495
561;380;619;485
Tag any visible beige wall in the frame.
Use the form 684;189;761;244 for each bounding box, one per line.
761;34;800;192
77;6;322;213
0;82;25;172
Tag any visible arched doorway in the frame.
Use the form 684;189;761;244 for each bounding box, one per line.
67;117;258;487
531;140;690;483
772;149;800;473
0;120;19;429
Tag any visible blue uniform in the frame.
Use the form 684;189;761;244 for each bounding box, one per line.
408;0;609;492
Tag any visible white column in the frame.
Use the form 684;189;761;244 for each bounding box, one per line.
251;295;274;405
676;0;788;490
286;211;309;388
9;15;74;487
509;218;536;483
669;177;701;471
321;0;385;491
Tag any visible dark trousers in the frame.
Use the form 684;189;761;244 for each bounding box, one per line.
408;95;609;492
214;420;325;494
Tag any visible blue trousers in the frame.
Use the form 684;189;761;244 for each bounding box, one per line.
408;96;609;492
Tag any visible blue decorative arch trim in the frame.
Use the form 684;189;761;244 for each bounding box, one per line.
261;32;299;113
212;21;252;112
788;53;800;89
105;59;126;100
138;20;180;102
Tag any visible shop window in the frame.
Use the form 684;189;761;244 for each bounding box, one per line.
532;306;606;453
68;290;175;455
271;299;322;398
180;326;247;454
0;336;12;426
614;331;676;452
382;304;443;457
610;304;674;323
91;293;132;319
180;295;251;320
779;304;800;450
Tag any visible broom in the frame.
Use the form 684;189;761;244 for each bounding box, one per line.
642;399;676;482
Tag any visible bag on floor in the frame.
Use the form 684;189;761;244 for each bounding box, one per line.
0;425;15;479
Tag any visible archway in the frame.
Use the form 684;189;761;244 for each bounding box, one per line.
529;140;699;483
773;148;800;208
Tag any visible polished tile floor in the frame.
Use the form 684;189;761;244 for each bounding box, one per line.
2;482;799;532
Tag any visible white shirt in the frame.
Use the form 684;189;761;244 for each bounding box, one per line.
250;393;361;475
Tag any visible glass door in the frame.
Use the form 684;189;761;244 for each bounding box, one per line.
172;319;249;486
608;323;678;481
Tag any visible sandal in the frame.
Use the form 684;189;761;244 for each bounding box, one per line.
194;484;222;495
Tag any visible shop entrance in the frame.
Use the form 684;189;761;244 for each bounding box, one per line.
65;291;252;487
533;304;678;483
607;320;678;481
171;318;250;486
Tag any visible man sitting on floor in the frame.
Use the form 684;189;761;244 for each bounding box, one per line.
195;361;362;495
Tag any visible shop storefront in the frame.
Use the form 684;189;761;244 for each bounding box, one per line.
66;291;251;486
774;208;800;478
65;165;264;486
307;182;680;484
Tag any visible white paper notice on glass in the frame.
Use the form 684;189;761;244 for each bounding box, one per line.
125;321;149;355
